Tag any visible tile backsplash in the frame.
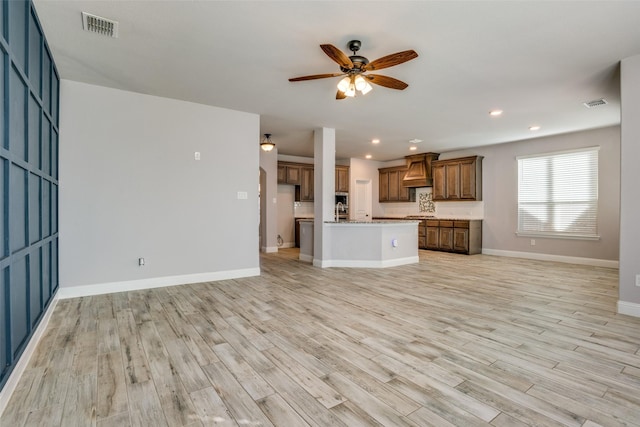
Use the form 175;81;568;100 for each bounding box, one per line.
380;187;484;219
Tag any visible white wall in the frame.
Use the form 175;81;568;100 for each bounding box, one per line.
442;126;620;262
59;80;260;291
277;185;295;247
260;147;278;252
619;55;640;311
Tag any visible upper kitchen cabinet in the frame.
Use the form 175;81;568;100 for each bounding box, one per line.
379;166;413;202
277;162;302;185
335;165;349;193
299;166;314;201
432;156;483;201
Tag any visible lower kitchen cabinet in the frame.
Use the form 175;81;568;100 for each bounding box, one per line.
418;220;426;248
425;219;482;254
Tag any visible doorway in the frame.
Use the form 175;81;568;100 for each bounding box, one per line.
354;179;372;221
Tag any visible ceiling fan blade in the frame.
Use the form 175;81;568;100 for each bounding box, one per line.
320;44;354;69
336;90;347;100
365;74;409;90
364;50;418;71
289;73;344;82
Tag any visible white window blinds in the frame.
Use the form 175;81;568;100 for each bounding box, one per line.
517;147;599;239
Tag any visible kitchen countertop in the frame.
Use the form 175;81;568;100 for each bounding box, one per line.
375;216;484;220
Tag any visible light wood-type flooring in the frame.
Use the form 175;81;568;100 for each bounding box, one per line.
2;249;640;426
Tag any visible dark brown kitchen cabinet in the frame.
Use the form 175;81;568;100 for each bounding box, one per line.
336;165;349;192
418;220;427;249
299;167;314;201
379;166;413;202
432;156;483;201
425;219;482;254
438;220;454;251
426;220;440;250
277;162;302;185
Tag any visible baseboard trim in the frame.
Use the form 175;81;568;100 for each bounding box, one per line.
0;293;59;418
299;253;313;263
313;256;419;269
57;267;261;299
280;242;295;249
261;246;278;253
618;300;640;318
481;248;619;268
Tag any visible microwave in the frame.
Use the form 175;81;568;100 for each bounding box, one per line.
335;192;348;207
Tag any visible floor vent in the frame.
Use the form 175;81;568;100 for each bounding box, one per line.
583;98;608;108
82;12;119;38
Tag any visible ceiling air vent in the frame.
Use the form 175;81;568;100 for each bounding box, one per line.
82;12;119;38
583;98;608;108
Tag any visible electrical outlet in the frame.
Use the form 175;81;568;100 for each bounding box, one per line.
237;191;248;199
530;239;536;246
194;151;201;160
138;257;145;266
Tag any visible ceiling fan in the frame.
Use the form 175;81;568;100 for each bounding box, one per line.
289;40;418;99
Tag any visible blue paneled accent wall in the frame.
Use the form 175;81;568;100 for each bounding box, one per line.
1;0;59;391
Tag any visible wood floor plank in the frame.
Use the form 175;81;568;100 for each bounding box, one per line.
163;337;211;393
127;380;168;427
116;309;152;385
189;386;238;427
256;393;312;427
213;342;274;400
138;320;198;425
97;351;129;419
262;346;345;409
202;361;274;427
60;373;97;426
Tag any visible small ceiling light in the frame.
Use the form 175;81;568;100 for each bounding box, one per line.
261;133;275;151
529;125;541;131
489;110;503;116
409;146;417;151
365;154;372;159
372;139;380;144
409;139;422;144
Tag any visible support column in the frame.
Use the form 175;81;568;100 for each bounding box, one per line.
313;127;336;267
618;54;640;317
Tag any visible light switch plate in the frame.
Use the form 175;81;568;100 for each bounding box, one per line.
194;152;201;160
237;191;248;200
636;274;640;287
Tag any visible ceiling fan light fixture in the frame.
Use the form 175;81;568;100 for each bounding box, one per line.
337;76;350;92
361;82;373;95
261;133;275;152
354;75;367;91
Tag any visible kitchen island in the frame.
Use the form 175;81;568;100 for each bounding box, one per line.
300;220;420;268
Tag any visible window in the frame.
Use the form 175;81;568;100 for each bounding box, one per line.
517;147;599;239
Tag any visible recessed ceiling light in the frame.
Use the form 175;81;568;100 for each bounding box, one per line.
371;139;380;144
409;139;422;144
529;125;541;131
489;110;503;116
409;146;417;151
365;154;372;159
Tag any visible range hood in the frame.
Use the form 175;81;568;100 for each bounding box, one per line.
403;153;440;187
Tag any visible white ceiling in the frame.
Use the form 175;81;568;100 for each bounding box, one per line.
33;1;640;161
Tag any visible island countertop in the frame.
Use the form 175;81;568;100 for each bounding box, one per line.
324;219;420;224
